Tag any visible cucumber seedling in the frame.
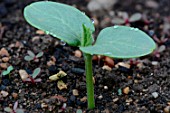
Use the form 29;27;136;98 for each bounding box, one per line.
24;50;43;62
24;1;156;109
24;68;41;84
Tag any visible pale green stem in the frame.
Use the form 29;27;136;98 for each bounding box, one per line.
84;53;95;109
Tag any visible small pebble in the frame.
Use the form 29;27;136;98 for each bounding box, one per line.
12;92;18;99
36;30;45;35
74;50;82;58
47;60;55;67
2;57;9;62
19;70;29;81
1;90;9;97
98;95;103;99
164;106;170;113
123;87;130;94
31;36;40;42
72;89;79;96
152;92;159;98
104;57;114;67
115;62;130;69
41;103;48;108
104;86;108;90
102;65;112;71
0;63;8;69
151;61;158;66
80;96;87;102
113;98;119;102
70;95;76;102
0;48;10;57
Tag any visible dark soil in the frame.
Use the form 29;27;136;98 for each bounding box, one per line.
0;0;170;113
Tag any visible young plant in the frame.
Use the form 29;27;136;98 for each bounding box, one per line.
4;101;24;113
2;65;14;77
24;50;43;62
24;1;156;109
112;13;142;25
24;67;41;84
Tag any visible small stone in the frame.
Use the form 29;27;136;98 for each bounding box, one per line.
19;70;29;81
134;80;138;83
104;57;114;67
57;80;67;90
102;65;112;71
1;90;9;97
145;0;158;9
87;0;117;12
98;95;103;99
151;61;158;66
152;92;159;98
0;63;8;69
70;95;76;102
0;48;9;57
137;63;144;69
15;41;23;48
123;87;130;94
80;96;87;102
164;106;170;113
113;98;119;102
115;62;130;69
12;92;18;99
74;50;82;58
126;98;133;103
104;86;108;90
72;89;79;96
158;45;166;53
31;36;40;42
47;60;55;67
148;84;159;93
36;30;45;35
41;103;48;108
2;57;10;62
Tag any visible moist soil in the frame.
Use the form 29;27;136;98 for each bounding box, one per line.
0;0;170;113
